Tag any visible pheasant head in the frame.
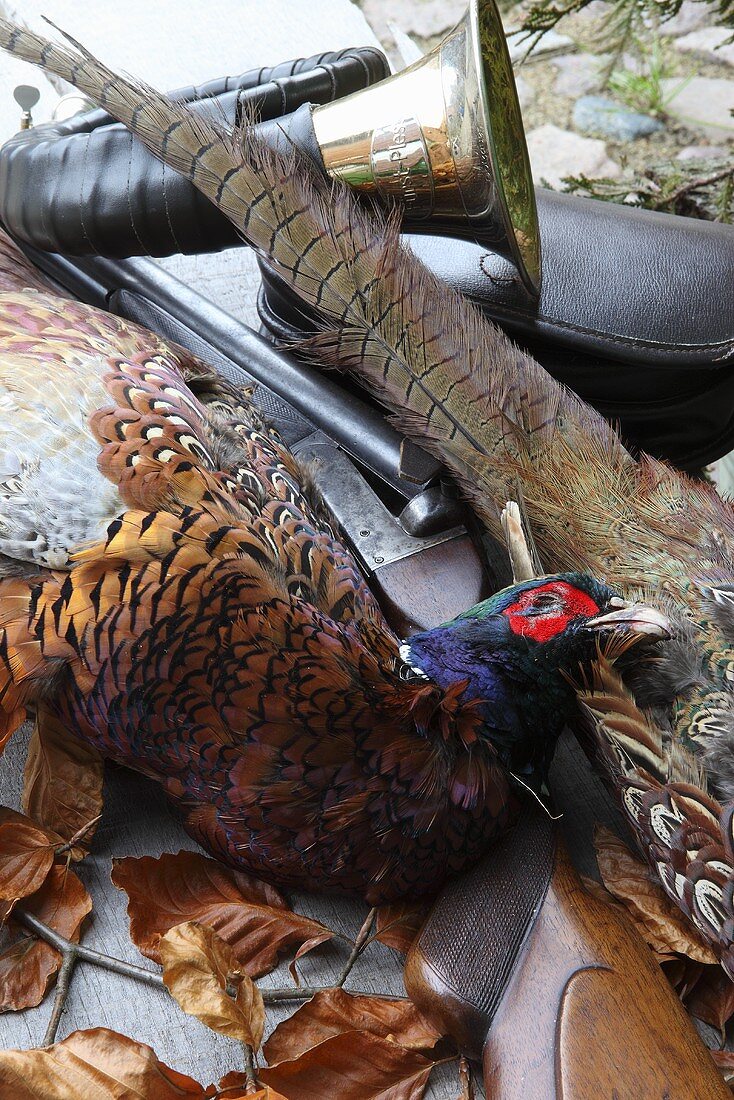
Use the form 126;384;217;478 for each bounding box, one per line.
403;574;670;789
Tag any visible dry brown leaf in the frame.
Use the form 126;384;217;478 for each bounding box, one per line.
0;819;54;902
0;1028;209;1098
112;851;332;977
685;966;734;1036
216;1074;288;1099
22;707;104;858
661;956;708;1001
264;988;445;1066
160;921;265;1048
594;825;717;964
374;900;430;955
260;1029;440;1100
0;863;92;1010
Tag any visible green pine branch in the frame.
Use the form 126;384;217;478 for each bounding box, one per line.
519;0;734;53
561;159;734;222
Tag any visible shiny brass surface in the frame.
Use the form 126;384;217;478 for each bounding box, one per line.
311;0;541;294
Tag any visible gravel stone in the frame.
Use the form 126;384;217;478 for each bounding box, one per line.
675;27;734;68
662;77;734;137
507;29;574;64
525;123;621;188
677;143;730;160
552;53;609;96
360;0;465;42
573;95;665;141
659;0;712;36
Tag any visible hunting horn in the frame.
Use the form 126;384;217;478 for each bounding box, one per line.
310;0;541;293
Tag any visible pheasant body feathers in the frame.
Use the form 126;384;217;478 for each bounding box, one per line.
2;266;646;901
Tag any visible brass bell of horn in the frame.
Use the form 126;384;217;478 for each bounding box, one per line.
311;0;541;294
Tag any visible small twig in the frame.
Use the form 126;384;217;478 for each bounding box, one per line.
43;946;77;1045
54;815;102;857
14;905;408;1008
458;1055;474;1100
260;985;408;1004
14;909;165;988
335;907;376;988
242;1043;258;1093
654;166;734;210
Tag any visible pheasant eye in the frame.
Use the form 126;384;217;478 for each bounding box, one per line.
530;593;559;613
503;581;601;640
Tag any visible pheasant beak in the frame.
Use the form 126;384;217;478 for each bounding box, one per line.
585;598;671;639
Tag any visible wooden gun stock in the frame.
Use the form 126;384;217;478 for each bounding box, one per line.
405;807;728;1099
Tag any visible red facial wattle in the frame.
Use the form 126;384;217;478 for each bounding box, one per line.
503;581;600;643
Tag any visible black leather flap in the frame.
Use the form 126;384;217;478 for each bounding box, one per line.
406;190;734;370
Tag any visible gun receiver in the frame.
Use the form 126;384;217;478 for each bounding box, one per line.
405;806;728;1098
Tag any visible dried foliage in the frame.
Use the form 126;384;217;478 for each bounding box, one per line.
111;851;333;977
22;707;104;857
0;815;55;903
374;901;429;955
217;1080;288;1100
263;988;445;1064
0;863;91;1010
685;967;734;1037
593;824;734;1043
260;989;450;1099
594;824;717;964
160;921;265;1048
711;1049;734;1087
260;1029;443;1100
0;1029;207;1099
519;0;734;58
563;161;734;225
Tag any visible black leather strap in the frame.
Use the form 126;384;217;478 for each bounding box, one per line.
0;48;387;256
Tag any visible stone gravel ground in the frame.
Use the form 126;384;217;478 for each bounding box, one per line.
358;0;733;194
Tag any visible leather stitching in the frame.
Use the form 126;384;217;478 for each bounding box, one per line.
470;290;734;357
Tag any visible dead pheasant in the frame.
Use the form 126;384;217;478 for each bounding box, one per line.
1;19;732;964
0;232;666;902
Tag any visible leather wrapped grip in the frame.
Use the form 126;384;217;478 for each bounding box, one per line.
0;47;388;257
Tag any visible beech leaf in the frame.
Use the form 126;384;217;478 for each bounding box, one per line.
22;707;104;858
0;819;54;902
111;851;332;977
264;988;445;1066
260;1030;439;1100
685;966;734;1036
594;825;717;965
0;1028;208;1098
374;901;430;955
0;863;92;1010
160;921;265;1048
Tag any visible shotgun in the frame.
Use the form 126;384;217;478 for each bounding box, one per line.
20;246;728;1098
405;805;728;1098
